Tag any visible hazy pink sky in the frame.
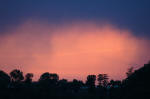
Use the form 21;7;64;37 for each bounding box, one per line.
0;20;150;81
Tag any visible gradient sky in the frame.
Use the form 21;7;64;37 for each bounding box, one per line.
0;0;150;81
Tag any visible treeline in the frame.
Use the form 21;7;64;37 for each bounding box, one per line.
0;62;150;99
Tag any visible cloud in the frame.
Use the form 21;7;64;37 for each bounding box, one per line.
1;0;150;37
0;20;150;81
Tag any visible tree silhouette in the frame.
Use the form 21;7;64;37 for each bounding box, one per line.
126;67;134;78
97;74;109;87
109;79;115;87
103;74;109;87
97;74;103;86
49;73;59;82
39;72;50;81
122;62;150;99
109;80;121;88
86;75;96;92
0;62;149;99
0;70;10;88
24;73;33;83
70;79;84;93
39;72;59;89
58;79;68;91
10;69;24;82
59;79;68;84
39;72;59;82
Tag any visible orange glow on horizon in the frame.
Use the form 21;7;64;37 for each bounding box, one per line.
0;21;150;81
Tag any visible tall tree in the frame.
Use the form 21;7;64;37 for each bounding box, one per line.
103;74;109;87
97;74;109;87
86;75;96;88
97;74;103;86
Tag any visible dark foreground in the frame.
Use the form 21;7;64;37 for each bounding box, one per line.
0;63;150;99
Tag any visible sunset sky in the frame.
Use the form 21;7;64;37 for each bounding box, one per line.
0;0;150;81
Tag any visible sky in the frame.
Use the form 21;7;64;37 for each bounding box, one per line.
0;0;150;81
